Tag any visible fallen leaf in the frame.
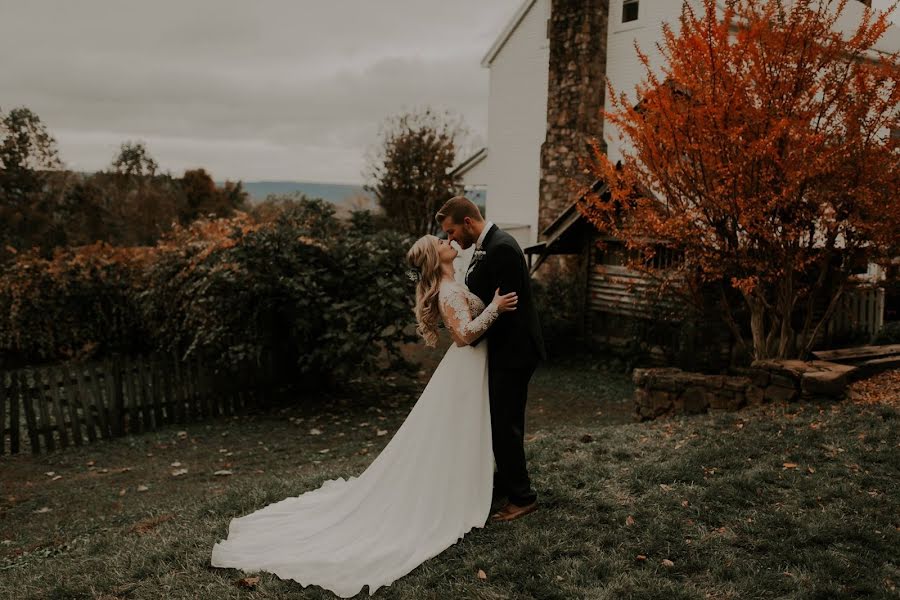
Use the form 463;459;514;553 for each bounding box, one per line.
681;500;690;508
807;466;816;474
309;428;322;436
86;461;95;467
171;468;188;477
234;576;260;589
636;554;647;561
51;475;62;481
44;471;56;477
137;485;149;492
118;488;127;496
33;507;52;514
783;463;798;469
662;559;675;568
477;569;487;580
319;449;330;454
170;461;182;468
376;429;388;437
214;470;233;476
626;515;635;526
659;484;673;492
130;513;175;535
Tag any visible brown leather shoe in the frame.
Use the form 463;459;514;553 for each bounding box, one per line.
490;500;538;522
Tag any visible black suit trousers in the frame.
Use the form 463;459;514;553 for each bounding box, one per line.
489;364;537;507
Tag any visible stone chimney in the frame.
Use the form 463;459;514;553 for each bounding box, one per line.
538;0;610;234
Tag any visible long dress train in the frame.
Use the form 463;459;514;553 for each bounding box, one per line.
210;281;498;597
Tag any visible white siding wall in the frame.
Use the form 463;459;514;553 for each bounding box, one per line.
484;0;550;249
459;155;488;190
604;0;690;165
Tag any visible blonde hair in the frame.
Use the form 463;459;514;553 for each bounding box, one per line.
406;235;443;347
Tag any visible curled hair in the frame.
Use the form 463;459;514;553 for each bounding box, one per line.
406;235;443;347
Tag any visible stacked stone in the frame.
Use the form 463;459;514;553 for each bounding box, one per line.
749;360;857;402
539;0;610;232
631;368;762;421
633;359;858;420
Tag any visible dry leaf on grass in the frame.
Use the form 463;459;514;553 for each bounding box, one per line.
234;576;260;589
783;463;798;469
171;468;188;477
626;515;635;526
214;470;233;476
130;513;175;535
662;559;675;568
477;569;487;580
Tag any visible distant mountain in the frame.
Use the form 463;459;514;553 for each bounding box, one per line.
233;180;486;215
238;181;375;207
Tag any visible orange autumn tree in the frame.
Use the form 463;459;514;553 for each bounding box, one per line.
584;0;900;361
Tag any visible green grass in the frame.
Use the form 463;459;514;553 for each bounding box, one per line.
1;361;898;599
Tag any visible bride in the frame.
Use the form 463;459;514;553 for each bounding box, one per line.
210;234;517;597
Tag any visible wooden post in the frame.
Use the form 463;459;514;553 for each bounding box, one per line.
0;373;6;455
75;364;98;443
46;367;70;449
57;367;82;447
151;357;164;428
110;357;125;437
190;358;202;421
123;358;139;435
91;361;112;439
33;369;55;452
172;358;184;424
17;371;34;454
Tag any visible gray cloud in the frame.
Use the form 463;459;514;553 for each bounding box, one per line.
0;0;521;182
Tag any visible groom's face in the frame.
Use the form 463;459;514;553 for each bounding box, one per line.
441;217;478;249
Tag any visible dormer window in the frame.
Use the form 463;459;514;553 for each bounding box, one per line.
623;0;639;23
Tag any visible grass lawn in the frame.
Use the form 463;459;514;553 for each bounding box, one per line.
0;349;898;600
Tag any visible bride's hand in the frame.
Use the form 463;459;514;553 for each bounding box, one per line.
493;287;517;313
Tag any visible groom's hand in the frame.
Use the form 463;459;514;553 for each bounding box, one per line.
493;288;518;313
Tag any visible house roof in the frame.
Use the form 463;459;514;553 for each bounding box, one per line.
481;0;539;67
524;180;609;273
449;147;487;178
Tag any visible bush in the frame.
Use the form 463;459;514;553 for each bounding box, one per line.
0;243;153;369
1;198;418;391
139;200;417;389
532;268;583;357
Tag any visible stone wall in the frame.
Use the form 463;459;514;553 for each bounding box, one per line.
538;0;610;232
633;360;857;420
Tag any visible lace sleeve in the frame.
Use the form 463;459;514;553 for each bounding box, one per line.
439;286;500;347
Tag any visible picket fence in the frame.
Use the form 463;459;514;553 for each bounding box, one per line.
0;354;261;455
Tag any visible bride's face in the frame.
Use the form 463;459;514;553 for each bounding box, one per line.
434;237;458;264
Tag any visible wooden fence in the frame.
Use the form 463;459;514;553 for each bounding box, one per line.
0;354;262;455
826;286;886;341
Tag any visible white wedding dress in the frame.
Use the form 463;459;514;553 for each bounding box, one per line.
210;280;499;597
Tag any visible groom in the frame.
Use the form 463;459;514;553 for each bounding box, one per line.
436;196;547;522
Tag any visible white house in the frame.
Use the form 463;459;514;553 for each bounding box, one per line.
472;0;896;353
476;0;895;247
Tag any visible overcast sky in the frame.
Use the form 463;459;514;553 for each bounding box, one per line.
0;0;894;184
0;0;521;183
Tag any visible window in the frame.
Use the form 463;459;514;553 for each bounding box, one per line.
623;0;639;23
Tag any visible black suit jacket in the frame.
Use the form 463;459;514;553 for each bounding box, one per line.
465;224;547;370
